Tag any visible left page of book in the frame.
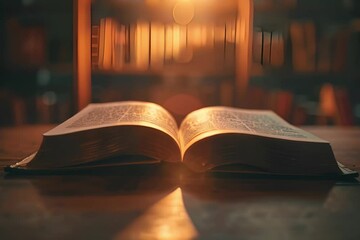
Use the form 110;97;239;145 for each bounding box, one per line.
45;101;179;144
11;101;181;170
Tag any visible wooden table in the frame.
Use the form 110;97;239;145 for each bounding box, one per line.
1;125;360;239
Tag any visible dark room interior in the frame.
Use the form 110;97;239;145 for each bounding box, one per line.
1;1;360;239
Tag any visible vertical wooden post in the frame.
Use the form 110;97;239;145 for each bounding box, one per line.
235;0;253;106
74;0;91;111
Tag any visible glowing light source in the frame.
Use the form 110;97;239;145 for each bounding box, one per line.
173;0;195;25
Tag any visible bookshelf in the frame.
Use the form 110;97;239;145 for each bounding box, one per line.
87;0;240;120
0;0;74;125
249;0;360;125
3;0;358;125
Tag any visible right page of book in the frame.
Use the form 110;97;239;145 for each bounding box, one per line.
179;106;327;153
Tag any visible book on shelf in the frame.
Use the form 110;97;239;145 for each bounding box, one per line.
5;101;357;177
290;21;316;72
252;28;284;68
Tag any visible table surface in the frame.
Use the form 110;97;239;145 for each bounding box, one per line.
1;125;360;239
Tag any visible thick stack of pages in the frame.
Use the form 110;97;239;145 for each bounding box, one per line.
5;101;358;177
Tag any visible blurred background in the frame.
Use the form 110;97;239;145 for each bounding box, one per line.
1;0;359;126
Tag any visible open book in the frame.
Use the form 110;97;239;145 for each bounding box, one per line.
5;101;357;177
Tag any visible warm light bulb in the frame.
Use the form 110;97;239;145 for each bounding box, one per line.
173;0;195;25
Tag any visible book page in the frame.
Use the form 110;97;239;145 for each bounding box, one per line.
45;101;179;142
180;106;326;151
